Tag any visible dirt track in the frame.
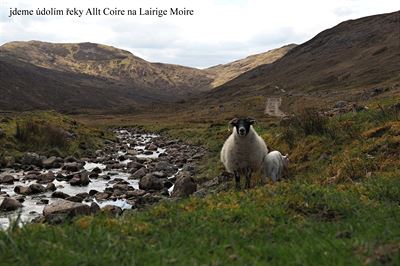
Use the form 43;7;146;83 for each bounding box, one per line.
264;97;286;117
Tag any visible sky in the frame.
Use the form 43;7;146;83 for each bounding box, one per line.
0;0;399;68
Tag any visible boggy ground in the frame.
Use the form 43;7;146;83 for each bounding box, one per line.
0;98;399;265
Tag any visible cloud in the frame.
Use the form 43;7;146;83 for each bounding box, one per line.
0;0;399;68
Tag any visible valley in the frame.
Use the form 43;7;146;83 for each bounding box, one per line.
0;10;399;266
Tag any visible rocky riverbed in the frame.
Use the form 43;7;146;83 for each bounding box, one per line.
0;128;206;229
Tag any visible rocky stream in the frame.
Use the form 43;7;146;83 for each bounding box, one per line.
0;128;207;229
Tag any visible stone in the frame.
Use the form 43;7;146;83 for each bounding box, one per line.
152;171;167;178
129;167;147;179
0;197;23;211
0;175;14;184
155;161;176;174
14;185;32;195
55;173;68;181
90;202;100;214
62;162;83;172
91;167;102;174
89;189;99;196
89;173;99;179
37;171;56;184
20;152;41;167
65;196;83;203
171;171;197;198
146;143;158;151
125;189;146;198
69;176;81;186
69;172;90;186
139;174;164;191
127;161;144;171
42;156;62;169
29;183;47;194
101;205;123;216
46;182;57;191
38;199;49;205
76;192;89;199
101;175;111;180
14;195;25;203
95;192;110;201
64;156;78;163
126;149;138;156
51;191;70;199
161;188;170;196
43;199;91;223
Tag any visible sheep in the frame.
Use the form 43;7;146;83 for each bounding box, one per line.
262;151;289;182
220;117;268;189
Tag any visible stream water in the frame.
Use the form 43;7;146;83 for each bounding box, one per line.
0;130;181;229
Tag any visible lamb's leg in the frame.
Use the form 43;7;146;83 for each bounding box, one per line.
245;167;252;189
234;171;241;190
271;171;277;182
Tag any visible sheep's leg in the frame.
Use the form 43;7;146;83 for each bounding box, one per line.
245;167;252;189
271;171;278;182
234;171;241;190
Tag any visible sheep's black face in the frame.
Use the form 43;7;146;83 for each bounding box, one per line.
230;118;256;136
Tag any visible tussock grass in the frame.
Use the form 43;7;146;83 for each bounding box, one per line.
0;111;113;159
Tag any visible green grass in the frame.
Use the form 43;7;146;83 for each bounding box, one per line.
0;100;399;265
0;111;114;162
0;175;399;265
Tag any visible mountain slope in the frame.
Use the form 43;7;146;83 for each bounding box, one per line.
0;41;214;103
0;41;293;111
208;11;400;103
206;44;296;87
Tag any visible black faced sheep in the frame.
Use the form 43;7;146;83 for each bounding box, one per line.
220;117;268;189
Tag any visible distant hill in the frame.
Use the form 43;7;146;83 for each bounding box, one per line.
0;41;291;111
0;41;214;109
208;11;400;104
206;44;296;87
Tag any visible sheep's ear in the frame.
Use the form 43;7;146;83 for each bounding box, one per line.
229;118;238;125
247;117;256;124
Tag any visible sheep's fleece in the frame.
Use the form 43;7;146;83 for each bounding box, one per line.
220;124;268;174
262;151;288;182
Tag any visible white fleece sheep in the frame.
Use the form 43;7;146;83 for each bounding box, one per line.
262;151;289;182
220;118;268;189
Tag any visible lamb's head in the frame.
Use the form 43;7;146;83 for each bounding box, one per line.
229;117;256;137
282;154;289;168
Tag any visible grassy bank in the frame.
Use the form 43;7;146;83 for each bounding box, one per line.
1;173;399;265
0;100;399;265
0;111;113;164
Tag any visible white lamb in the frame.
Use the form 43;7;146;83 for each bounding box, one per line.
262;151;289;182
220;117;268;189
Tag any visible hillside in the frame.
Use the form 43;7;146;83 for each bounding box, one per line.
206;44;296;87
0;41;216;111
205;11;400;110
0;41;292;112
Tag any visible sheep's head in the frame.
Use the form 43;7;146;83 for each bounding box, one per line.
229;117;256;136
282;154;289;168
